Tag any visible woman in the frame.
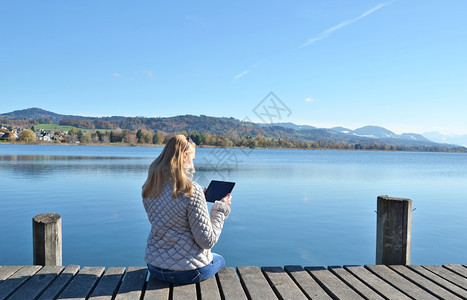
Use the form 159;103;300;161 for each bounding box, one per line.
142;135;231;284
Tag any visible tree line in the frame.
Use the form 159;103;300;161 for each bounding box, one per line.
57;128;467;152
2;115;467;152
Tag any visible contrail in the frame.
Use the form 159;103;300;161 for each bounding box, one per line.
234;2;392;79
234;70;249;80
233;60;266;80
298;2;392;49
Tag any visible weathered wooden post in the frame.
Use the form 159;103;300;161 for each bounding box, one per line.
376;195;412;265
33;213;62;266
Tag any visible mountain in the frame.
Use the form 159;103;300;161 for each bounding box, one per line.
0;107;94;123
329;125;430;143
423;132;467;147
351;126;398;139
2;107;465;150
331;127;352;133
399;133;431;143
265;122;316;131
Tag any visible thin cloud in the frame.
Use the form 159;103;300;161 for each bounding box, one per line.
233;60;266;80
299;2;392;49
144;71;154;78
305;97;315;103
232;3;391;79
112;73;121;77
234;70;249;80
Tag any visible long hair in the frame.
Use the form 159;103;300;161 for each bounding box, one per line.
142;135;196;199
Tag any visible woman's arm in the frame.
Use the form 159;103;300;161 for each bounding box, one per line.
187;183;231;249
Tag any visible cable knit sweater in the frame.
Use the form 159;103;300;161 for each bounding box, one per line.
143;171;231;271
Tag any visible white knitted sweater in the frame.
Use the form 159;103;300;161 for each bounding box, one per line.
143;172;230;270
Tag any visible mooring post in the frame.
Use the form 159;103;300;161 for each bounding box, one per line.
376;195;412;265
33;213;62;266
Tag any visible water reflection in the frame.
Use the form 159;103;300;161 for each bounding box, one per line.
0;154;147;161
0;155;150;178
1;145;467;267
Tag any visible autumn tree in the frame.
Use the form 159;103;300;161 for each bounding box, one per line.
93;119;113;129
123;129;137;144
19;129;36;143
91;132;99;143
139;129;153;144
110;130;123;143
96;130;109;143
101;134;110;143
0;129;16;141
79;132;92;144
152;131;163;144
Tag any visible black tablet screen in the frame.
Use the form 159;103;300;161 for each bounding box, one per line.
205;180;235;203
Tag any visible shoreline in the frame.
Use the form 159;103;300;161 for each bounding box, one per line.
1;141;466;154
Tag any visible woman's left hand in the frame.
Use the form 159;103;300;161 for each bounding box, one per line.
220;193;232;206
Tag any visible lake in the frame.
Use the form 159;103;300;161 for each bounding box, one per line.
1;144;466;267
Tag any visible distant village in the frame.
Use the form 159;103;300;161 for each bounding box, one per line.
0;126;86;143
0;120;175;146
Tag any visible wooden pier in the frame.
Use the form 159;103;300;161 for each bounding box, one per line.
2;197;464;298
1;264;466;299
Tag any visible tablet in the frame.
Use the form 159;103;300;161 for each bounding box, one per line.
205;180;235;203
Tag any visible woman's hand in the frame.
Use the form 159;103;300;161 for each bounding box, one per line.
220;193;232;206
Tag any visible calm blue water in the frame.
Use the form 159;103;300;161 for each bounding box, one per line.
1;144;466;267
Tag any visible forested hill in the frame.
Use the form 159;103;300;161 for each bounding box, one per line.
0;108;263;136
0;107;94;123
2;107;466;151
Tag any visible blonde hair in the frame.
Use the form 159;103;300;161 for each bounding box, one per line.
142;135;196;199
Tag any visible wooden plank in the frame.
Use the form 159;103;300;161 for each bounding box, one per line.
0;265;42;299
198;274;221;299
284;265;331;300
344;266;411;299
236;266;277;299
443;264;467;278
305;267;362;300
261;267;307;300
57;266;105;300
216;267;247;300
389;265;462;300
172;282;198;300
38;265;80;300
408;265;467;299
143;275;170;300
114;267;147;300
0;266;22;283
89;267;126;300
329;266;384;300
366;265;438;300
422;265;467;288
2;263;466;300
8;265;64;300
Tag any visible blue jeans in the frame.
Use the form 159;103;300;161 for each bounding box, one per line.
147;253;225;285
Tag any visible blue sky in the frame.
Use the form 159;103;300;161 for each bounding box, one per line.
1;1;466;134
